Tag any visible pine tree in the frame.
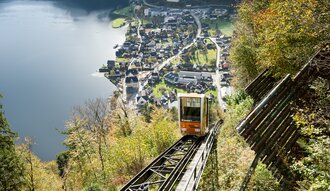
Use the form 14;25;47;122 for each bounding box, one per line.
0;95;25;190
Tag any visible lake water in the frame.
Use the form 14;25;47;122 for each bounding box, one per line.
0;0;127;160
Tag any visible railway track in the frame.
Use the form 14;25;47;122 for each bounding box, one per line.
120;135;203;191
120;120;223;191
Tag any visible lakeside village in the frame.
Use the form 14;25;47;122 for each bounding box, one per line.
99;1;234;111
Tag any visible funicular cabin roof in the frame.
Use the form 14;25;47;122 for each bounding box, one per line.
178;93;206;99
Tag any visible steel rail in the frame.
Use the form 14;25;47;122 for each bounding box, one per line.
120;135;201;191
177;120;222;191
159;137;203;191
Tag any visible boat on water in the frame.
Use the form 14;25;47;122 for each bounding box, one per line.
113;44;118;49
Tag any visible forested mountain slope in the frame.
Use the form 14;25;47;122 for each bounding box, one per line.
199;0;329;190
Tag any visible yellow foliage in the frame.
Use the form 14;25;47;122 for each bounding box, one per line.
230;0;329;86
252;0;326;76
105;107;180;187
16;143;64;191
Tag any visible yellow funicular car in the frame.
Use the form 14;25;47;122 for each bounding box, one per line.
178;93;209;136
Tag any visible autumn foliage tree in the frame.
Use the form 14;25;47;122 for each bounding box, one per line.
230;0;329;87
58;98;180;190
16;138;63;191
227;0;329;190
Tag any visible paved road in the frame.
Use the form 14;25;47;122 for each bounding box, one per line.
209;37;226;111
191;12;201;38
128;10;143;70
209;38;221;69
136;17;143;52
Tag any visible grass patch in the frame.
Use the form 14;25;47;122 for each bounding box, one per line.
189;48;217;66
116;57;130;63
202;19;234;37
152;79;186;98
170;46;217;67
218;21;234;36
141;18;153;25
204;39;213;44
112;18;126;28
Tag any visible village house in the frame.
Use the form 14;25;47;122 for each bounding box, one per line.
144;8;168;17
126;69;138;76
136;96;149;108
178;71;213;87
160;95;169;108
107;60;115;70
136;90;149;109
177;63;194;71
125;75;139;93
164;72;179;85
168;9;183;17
213;9;228;17
148;71;160;85
221;61;230;70
99;68;109;73
116;48;125;57
119;62;128;71
183;15;195;24
168;90;177;103
163;71;213;92
142;62;154;70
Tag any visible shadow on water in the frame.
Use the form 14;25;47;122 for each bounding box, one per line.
51;0;129;12
45;0;130;21
0;0;129;17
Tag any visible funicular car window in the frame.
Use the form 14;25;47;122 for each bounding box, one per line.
181;97;201;121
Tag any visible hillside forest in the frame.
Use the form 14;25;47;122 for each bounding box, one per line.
0;0;329;190
199;0;329;190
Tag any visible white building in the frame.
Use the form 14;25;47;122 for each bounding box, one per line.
144;8;150;16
